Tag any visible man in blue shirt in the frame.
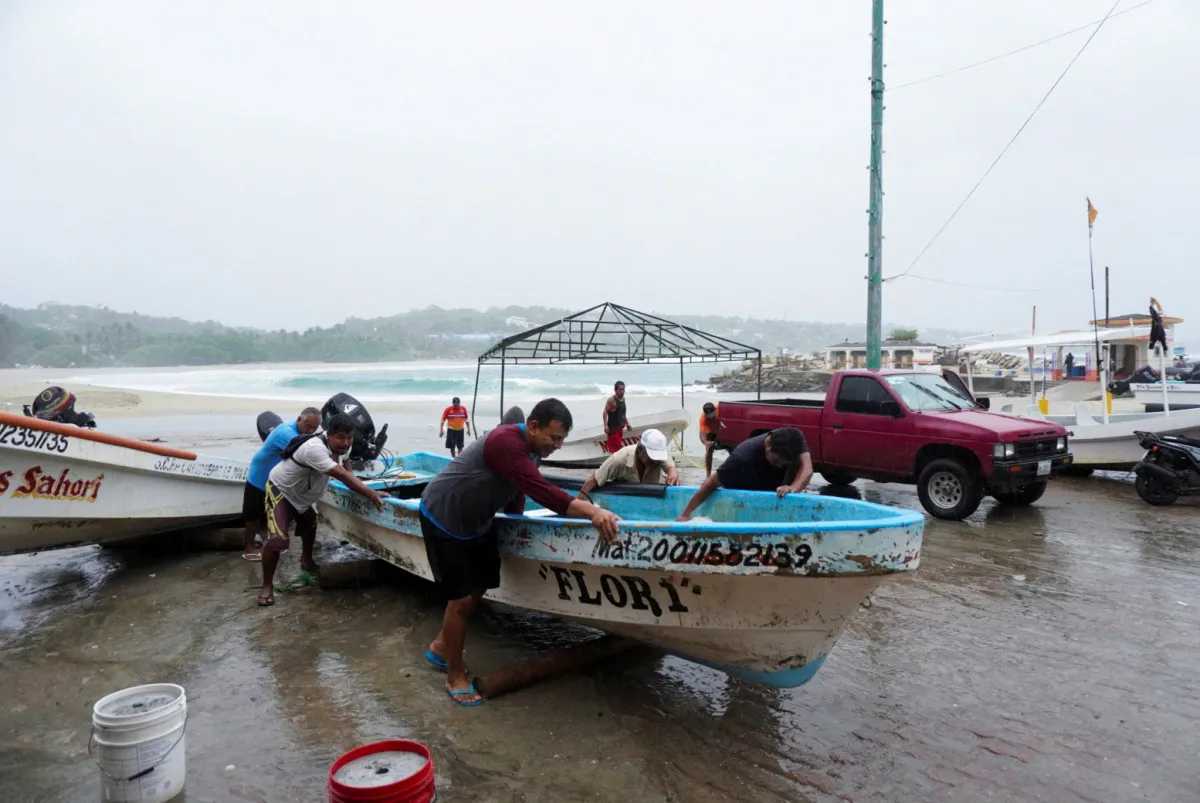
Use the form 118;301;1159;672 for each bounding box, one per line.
242;407;321;560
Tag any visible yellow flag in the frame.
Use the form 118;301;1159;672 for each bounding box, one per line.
1087;198;1098;228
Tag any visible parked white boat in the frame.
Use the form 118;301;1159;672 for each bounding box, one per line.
540;408;691;468
997;402;1200;470
1131;382;1200;411
0;411;247;555
318;452;924;688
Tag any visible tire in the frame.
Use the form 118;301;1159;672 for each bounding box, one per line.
1135;472;1180;506
917;458;983;520
820;471;857;487
993;481;1047;507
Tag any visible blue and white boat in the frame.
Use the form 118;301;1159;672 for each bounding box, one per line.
319;452;924;689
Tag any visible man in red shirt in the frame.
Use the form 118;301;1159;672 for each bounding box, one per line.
602;381;630;454
439;396;471;457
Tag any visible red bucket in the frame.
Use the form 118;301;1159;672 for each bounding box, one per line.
328;740;435;803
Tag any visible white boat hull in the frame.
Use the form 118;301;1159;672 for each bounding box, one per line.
317;453;924;688
1131;383;1200;411
542;408;691;468
1048;407;1200;469
0;414;247;554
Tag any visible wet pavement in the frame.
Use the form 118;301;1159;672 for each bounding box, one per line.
2;469;1199;802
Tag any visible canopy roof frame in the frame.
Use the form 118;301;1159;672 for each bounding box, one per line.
471;302;762;430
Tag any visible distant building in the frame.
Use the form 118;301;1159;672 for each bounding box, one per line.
1089;312;1185;375
825;339;940;370
505;316;531;329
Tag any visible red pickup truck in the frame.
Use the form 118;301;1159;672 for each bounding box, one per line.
715;369;1073;520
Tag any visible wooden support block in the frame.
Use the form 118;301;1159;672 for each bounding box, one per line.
316;559;388;590
472;635;639;699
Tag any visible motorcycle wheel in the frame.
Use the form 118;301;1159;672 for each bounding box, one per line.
1135;472;1180;506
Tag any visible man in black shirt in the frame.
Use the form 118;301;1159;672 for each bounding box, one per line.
677;427;813;521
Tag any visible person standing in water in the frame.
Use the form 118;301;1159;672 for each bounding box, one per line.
440;396;471;457
602;381;630;455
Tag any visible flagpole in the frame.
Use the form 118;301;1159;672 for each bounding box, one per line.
1087;199;1101;372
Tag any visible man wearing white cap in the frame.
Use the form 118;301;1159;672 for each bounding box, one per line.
577;428;679;497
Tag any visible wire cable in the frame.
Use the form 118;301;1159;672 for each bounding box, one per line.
889;0;1157;92
886;0;1125;285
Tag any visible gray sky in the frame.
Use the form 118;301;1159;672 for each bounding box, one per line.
1;1;1195;340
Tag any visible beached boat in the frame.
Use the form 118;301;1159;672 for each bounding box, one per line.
541;408;692;468
1131;381;1200;412
318;452;924;689
996;401;1200;470
0;411;247;554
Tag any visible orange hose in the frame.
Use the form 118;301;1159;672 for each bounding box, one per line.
0;411;198;461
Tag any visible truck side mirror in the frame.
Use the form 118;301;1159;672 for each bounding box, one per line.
976;397;991;410
879;400;903;418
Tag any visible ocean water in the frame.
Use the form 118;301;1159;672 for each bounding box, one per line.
63;361;722;404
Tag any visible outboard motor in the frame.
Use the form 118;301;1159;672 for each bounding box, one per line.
321;393;388;462
256;411;284;442
1109;365;1160;397
23;386;97;428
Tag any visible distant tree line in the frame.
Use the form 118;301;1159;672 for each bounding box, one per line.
0;303;955;368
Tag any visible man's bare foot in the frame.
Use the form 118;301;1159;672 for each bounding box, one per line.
299;559;319;574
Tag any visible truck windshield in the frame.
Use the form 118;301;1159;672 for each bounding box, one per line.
884;374;976;412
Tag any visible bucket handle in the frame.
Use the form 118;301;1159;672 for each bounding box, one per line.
88;712;188;784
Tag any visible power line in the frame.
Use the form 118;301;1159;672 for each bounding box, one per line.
889;0;1157;92
886;0;1125;285
903;273;1071;293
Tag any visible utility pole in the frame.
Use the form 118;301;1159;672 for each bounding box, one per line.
865;0;886;370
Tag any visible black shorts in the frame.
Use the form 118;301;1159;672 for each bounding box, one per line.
445;429;465;450
419;510;500;601
242;482;267;524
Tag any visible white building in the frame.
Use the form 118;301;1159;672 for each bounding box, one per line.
825;339;940;370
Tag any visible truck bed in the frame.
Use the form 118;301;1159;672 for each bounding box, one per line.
721;398;824;408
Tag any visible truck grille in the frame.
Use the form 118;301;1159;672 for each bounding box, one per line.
1015;438;1059;459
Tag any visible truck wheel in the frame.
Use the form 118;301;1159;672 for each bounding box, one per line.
1135;473;1179;506
820;471;857;487
917;459;982;520
993;481;1047;506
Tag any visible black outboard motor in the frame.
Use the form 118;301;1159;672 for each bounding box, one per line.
23;386;97;428
321;393;388;462
1109;365;1160;397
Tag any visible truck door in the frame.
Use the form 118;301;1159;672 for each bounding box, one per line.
823;375;914;475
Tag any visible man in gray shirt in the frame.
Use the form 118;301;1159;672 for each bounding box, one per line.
258;413;387;606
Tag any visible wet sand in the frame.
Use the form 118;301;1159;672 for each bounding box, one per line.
3;461;1199;801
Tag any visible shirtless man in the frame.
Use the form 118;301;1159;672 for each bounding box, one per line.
602;381;630;455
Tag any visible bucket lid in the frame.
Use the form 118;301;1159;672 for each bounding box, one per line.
94;683;185;720
333;750;429;788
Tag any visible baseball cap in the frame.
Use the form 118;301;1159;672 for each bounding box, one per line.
639;428;669;461
702;402;717;417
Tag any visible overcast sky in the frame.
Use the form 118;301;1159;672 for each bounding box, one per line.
1;1;1195;340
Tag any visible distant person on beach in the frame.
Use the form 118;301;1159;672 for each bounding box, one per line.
419;398;620;706
241;407;321;561
577;427;678;498
602;381;630;454
676;427;812;521
1063;352;1074;379
440;397;471;457
257;414;387;607
699;402;725;477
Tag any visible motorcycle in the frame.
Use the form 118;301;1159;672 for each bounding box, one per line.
1132;430;1200;506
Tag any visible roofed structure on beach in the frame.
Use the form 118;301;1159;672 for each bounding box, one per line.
471;302;763;422
825;338;941;370
477;302;761;366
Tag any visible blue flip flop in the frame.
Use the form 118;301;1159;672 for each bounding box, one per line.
447;683;484;707
424;650;448;672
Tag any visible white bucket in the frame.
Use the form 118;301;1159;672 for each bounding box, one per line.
91;683;187;802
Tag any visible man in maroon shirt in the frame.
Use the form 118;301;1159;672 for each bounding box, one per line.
419;398;620;706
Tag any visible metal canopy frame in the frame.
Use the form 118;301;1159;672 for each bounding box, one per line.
470;302;762;429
